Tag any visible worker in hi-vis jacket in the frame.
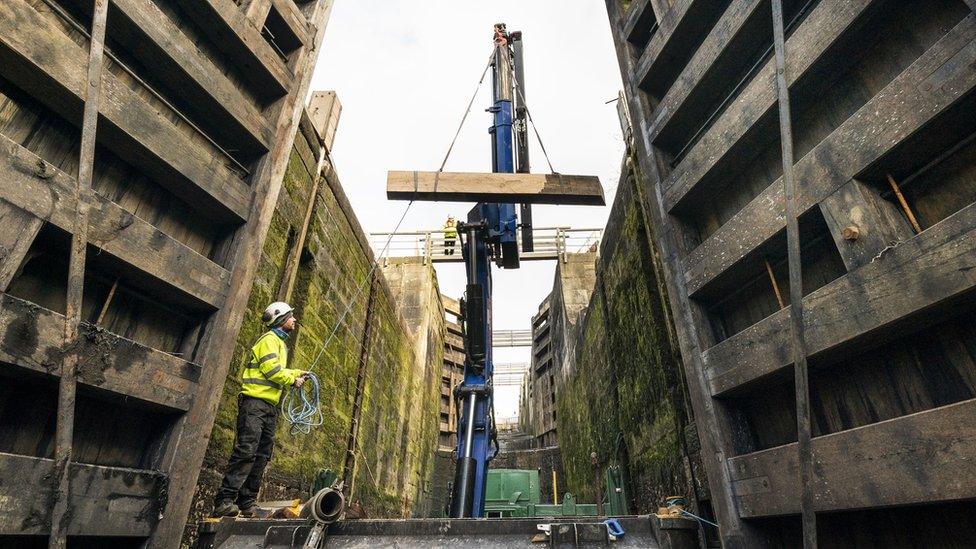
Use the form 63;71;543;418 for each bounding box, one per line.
443;215;458;256
213;302;308;517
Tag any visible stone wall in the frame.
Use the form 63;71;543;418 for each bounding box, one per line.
553;156;708;514
186;109;442;543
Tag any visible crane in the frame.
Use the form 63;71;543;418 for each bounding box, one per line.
386;23;605;518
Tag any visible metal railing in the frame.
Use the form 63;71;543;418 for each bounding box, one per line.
370;226;603;265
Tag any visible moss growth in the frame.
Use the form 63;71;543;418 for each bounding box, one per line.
555;161;698;513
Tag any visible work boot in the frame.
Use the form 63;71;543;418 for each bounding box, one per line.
238;504;258;518
213;500;240;517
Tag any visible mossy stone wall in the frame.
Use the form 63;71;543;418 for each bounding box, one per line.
185;116;442;544
554;158;706;514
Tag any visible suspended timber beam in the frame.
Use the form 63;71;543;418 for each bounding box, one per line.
729;397;976;517
387;171;606;205
0;0;250;223
0;294;201;412
684;16;976;297
0;452;167;537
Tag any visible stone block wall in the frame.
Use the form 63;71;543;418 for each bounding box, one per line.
186;111;442;543
553;156;708;515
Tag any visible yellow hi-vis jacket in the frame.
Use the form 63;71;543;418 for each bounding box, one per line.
443;223;457;239
241;331;303;405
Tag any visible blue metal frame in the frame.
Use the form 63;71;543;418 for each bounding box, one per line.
453;26;520;518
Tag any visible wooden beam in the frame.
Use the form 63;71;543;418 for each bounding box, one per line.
819;180;914;271
633;0;693;89
173;0;294;100
705;199;976;396
0;200;43;290
386;171;606;206
242;0;273;27
272;0;311;47
646;0;765;148
0;134;229;309
683;15;976;296
621;0;654;44
0;0;250;223
770;0;815;544
662;0;879;213
729;398;976;517
51;2;108;543
108;0;274;157
0;451;166;537
0;294;198;410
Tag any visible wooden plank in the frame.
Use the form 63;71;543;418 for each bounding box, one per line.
0;0;250;223
0;451;166;537
684;15;976;296
0;134;229;309
0;200;43;290
729;398;976;517
661;0;879;213
271;0;311;47
705;200;976;396
50;1;108;543
632;0;693;89
173;0;294;100
386;171;606;206
769;0;815;544
819;180;914;271
109;0;274;156
242;0;273;27
645;0;765;147
621;0;654;44
0;293;199;411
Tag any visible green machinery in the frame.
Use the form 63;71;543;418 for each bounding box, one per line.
483;466;628;518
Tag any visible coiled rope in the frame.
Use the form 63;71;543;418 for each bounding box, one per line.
282;371;324;435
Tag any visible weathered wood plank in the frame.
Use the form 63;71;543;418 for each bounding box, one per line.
684;15;976;296
662;0;879;212
0;293;200;411
0;134;229;309
0;0;250;223
621;0;654;45
633;0;693;90
0;451;166;536
109;0;274;156
387;171;606;205
173;0;294;100
646;0;765;147
705;199;976;396
729;397;976;517
0;200;43;290
271;0;311;47
819;180;914;271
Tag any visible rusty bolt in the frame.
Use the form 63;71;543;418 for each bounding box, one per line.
842;225;860;241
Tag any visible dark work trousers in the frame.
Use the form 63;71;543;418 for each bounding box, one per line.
444;238;456;255
216;395;278;508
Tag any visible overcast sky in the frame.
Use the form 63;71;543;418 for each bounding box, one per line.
308;1;624;416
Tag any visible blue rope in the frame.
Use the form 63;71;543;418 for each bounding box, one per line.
678;509;719;529
282;372;324;435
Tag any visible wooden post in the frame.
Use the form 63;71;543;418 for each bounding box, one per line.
343;273;377;497
771;1;816;547
764;258;786;309
49;1;109;547
886;173;922;234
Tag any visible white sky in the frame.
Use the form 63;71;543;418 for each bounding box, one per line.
308;1;624;417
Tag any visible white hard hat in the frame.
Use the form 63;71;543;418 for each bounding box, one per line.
262;301;294;327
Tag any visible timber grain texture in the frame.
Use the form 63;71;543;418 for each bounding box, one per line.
0;451;166;537
387;171;606;205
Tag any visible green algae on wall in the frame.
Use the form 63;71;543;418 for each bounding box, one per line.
185;113;442;545
554;158;704;514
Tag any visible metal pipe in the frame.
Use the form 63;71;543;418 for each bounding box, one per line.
462;392;478;458
467;227;479;282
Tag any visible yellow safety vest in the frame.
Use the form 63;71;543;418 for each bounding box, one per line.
443;224;457;239
241;331;302;405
